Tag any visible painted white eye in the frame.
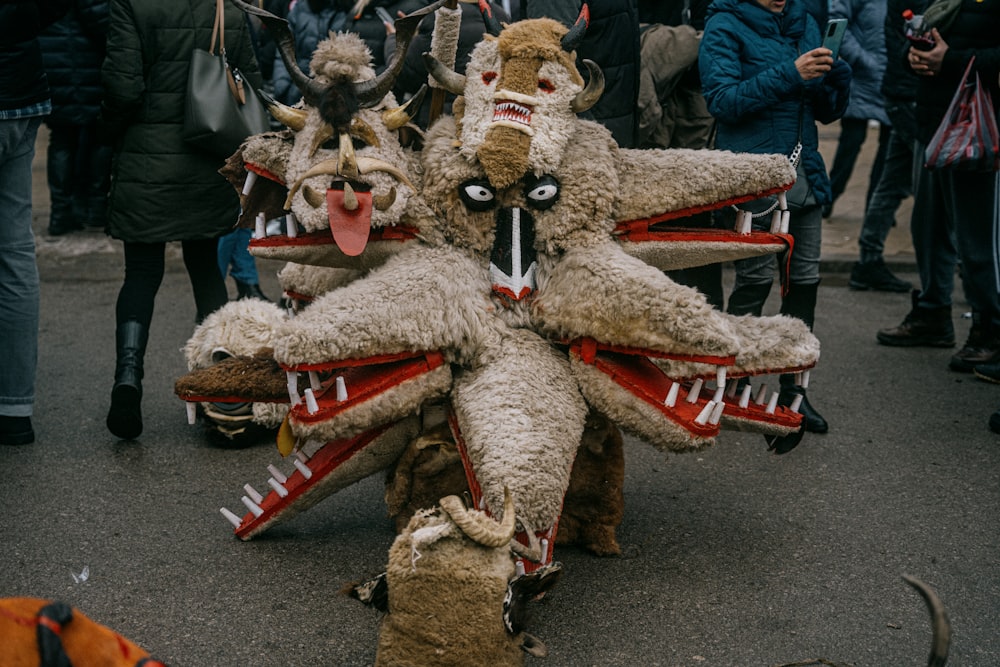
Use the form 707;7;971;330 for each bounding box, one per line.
459;179;497;212
464;184;494;202
524;175;560;210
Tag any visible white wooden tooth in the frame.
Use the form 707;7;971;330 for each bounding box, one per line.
241;496;264;517
770;209;782;233
794;372;803;385
777;191;787;209
220;507;242;528
242;171;257;195
739;384;752;409
308;371;321;391
266;464;287;484
295;449;310;463
304;388;319;414
267;477;289;498
754;384;768;405
515;560;526;577
726;380;738;399
694;401;715;425
254;212;265;239
286;213;297;238
712;384;725;404
716;367;727;388
802;370;811;388
710;400;725;424
665;382;679;407
336;376;348;402
789;394;804;413
780;210;790;234
765;391;779;414
186;402;197;425
540;538;549;562
243;483;264;505
286;371;300;404
686;378;703;403
292;458;313;479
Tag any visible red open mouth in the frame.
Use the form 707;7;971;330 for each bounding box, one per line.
492;100;533;128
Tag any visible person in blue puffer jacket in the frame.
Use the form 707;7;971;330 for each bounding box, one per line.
699;0;851;436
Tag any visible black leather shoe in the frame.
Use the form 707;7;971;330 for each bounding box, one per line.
778;384;828;434
0;416;34;446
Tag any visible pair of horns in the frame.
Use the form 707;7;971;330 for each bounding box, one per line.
479;0;590;51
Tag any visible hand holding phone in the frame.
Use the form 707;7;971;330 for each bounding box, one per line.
822;18;848;60
375;6;394;26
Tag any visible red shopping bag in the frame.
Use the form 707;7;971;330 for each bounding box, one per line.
924;57;1000;171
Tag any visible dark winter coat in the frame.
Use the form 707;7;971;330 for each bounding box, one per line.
0;0;73;112
830;0;889;124
39;0;110;126
339;0;429;72
522;0;641;148
699;0;851;205
912;0;1000;145
883;0;927;103
100;0;262;243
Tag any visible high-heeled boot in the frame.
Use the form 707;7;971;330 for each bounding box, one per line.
106;320;148;439
778;282;828;434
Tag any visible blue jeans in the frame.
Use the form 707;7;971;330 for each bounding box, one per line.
732;202;823;290
217;226;259;284
0;117;41;417
858;124;913;263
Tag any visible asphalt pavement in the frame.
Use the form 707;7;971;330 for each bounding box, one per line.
2;124;998;667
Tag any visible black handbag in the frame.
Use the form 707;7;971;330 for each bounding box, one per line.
182;0;270;159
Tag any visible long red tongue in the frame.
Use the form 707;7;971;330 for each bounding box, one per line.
327;189;373;256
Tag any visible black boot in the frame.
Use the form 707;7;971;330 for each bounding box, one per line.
235;280;269;302
876;290;954;347
106;320;148;440
779;282;829;434
46;126;83;236
726;281;773;317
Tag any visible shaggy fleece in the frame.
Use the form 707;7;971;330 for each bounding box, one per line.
174;350;288;402
451;326;587;531
184;299;288;370
613;148;796;223
377;507;524;667
533;241;739;359
277;263;360;300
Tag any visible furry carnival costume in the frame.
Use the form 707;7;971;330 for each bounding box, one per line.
175;2;822;662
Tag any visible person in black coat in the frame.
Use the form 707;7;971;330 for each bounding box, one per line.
39;0;112;235
0;0;72;446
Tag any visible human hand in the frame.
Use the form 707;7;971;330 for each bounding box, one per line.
908;28;948;76
795;48;834;81
824;59;852;88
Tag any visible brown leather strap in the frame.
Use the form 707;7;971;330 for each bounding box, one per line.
210;0;225;55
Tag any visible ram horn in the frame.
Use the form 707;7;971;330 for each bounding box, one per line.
570;59;604;113
422;53;467;95
440;488;516;548
902;575;951;667
478;0;502;36
353;0;448;108
560;3;590;52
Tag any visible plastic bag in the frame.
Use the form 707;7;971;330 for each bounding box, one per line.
924;57;1000;172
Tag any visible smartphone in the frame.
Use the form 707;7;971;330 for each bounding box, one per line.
375;6;394;26
822;18;848;59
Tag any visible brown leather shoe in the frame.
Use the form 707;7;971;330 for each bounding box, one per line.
950;326;1000;372
877;291;954;347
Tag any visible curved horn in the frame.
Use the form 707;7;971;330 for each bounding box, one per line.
338;133;358;179
440;488;516;548
902;575;951;667
354;0;449;107
342;181;359;211
560;3;590;52
372;186;397;211
478;0;502;36
349;117;380;148
382;85;428;131
302;185;325;208
229;0;325;106
422;53;467;95
356;157;417;191
258;89;307;131
570;59;604;113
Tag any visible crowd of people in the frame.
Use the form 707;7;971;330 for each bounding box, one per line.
2;0;999;447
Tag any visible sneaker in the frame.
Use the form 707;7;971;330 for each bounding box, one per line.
0;416;34;446
849;259;912;293
949;326;1000;372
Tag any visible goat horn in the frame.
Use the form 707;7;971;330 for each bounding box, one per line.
350;117;380;148
382;85;428;131
440;487;516;548
356;157;416;191
902;575;951;667
342;181;359;211
338;133;358;179
284;156;415;208
302;185;325;208
258;89;307;131
229;0;325;106
372;186;397;211
478;0;502;36
422;53;467;95
570;59;604;113
560;3;590;52
353;0;448;107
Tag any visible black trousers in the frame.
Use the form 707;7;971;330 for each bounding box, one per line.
115;239;228;328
